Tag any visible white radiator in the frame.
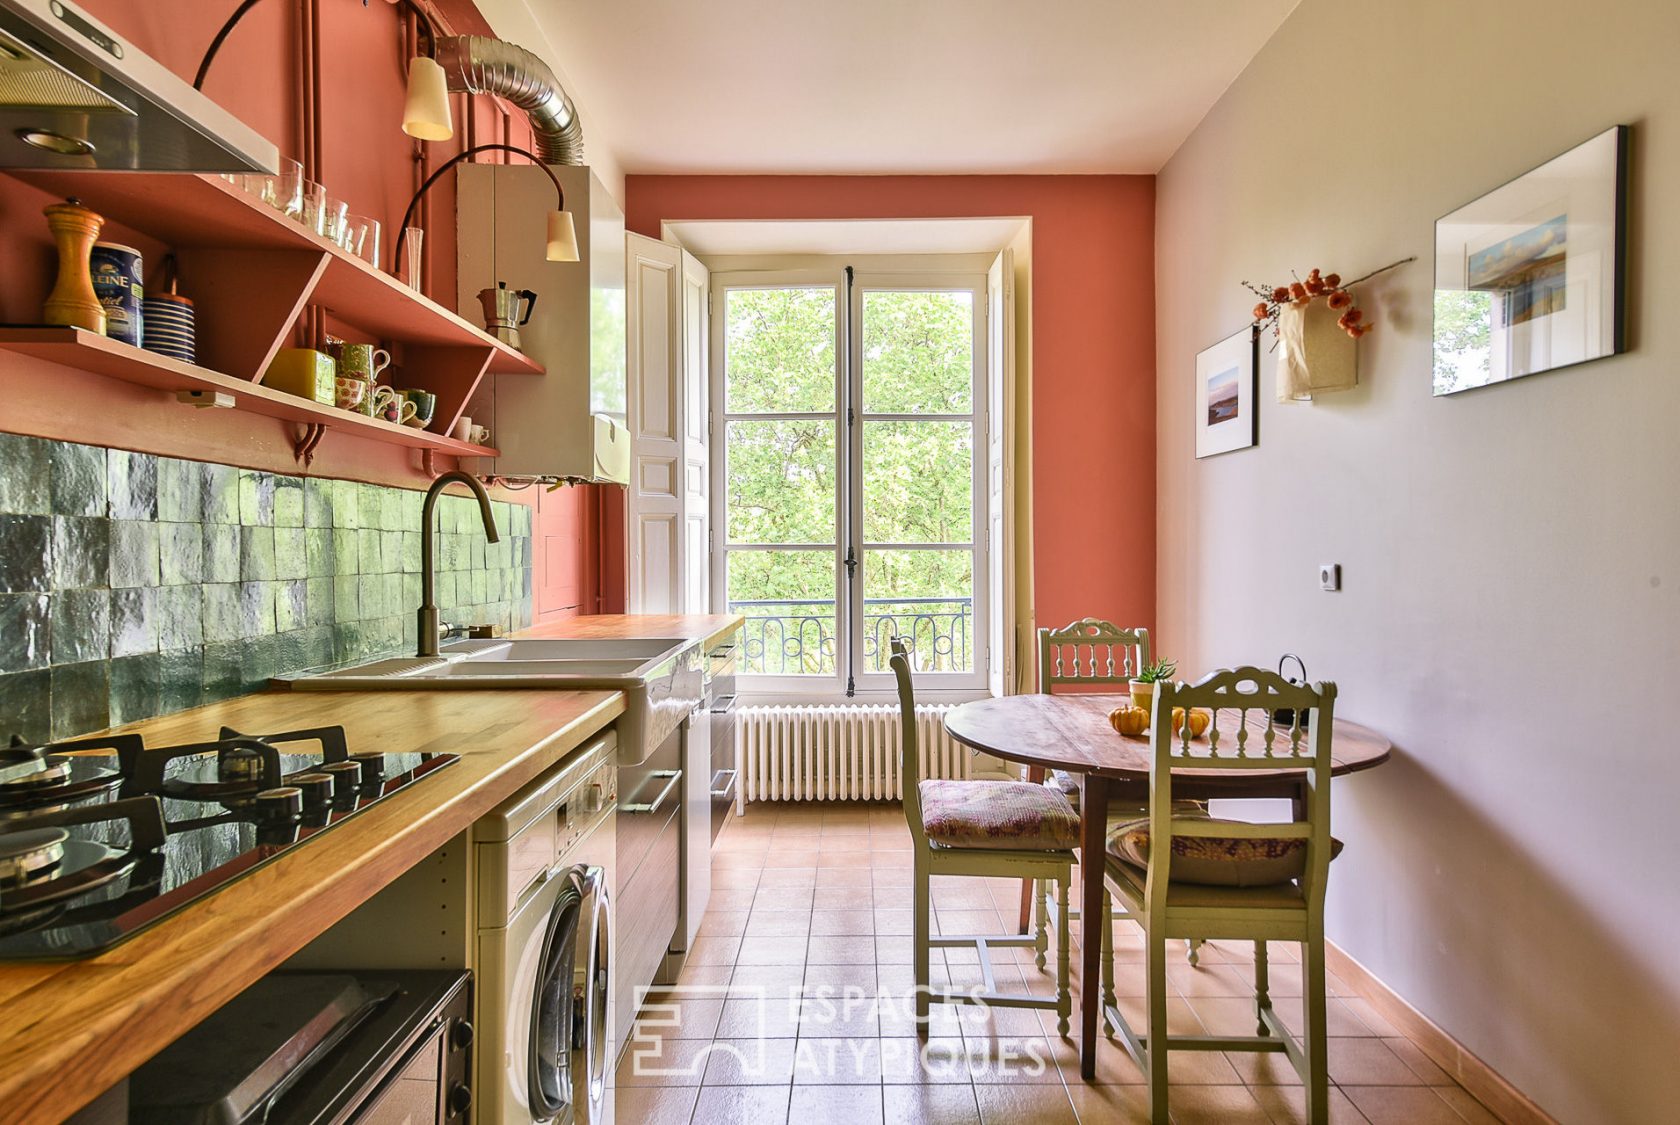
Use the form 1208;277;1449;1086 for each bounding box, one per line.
736;704;972;808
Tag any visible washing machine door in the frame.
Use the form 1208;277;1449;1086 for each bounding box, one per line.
529;864;610;1124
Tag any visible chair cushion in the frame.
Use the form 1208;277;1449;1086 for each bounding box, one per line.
919;780;1079;851
1105;814;1343;887
1045;769;1205;822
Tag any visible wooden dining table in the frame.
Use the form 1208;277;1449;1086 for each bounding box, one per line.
944;692;1391;1079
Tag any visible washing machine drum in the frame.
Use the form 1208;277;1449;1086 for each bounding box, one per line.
529;865;610;1124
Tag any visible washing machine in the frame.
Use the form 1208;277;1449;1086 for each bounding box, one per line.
476;732;617;1125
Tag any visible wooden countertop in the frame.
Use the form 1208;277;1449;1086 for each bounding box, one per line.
0;688;625;1125
514;612;744;652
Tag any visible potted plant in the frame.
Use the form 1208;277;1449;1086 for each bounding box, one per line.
1129;659;1177;712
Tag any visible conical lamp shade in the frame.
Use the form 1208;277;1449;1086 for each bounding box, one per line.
546;210;580;262
402;56;453;141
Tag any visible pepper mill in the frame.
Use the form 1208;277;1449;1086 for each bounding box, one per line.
43;198;106;334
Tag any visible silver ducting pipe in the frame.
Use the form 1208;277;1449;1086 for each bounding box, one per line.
433;36;584;165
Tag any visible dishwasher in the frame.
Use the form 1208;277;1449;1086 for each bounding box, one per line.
666;636;737;974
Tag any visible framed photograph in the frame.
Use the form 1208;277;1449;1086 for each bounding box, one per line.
1433;125;1628;395
1196;325;1258;458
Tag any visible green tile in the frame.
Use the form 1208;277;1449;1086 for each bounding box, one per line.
305;576;335;626
276;579;308;632
0;668;51;742
107;449;157;520
238;469;275;526
202;524;241;583
273;476;305;527
109;653;162;726
159;521;204;586
401;531;421;572
357;528;383;574
304;528;334;578
202;583;243;643
0;433;51;515
239;581;277;636
273;525;308;581
108;520;160;589
51;587;109;664
332;527;359;576
48;442;105;517
202;462;240;524
382;572;404;618
333;574;360;622
358;573;385;619
330;479;360;529
157;585;203;650
0;514;52;593
51;516;108;589
0;594;49;673
110;587;159;657
381;530;403;572
239;525;276;581
201;641;243;703
50;660;109;740
156;458;203;522
158;647;203;715
303;478;333;528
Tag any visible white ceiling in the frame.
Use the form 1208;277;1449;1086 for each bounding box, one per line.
664;217;1028;256
516;0;1299;176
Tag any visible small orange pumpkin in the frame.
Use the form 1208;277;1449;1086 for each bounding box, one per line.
1170;707;1212;739
1108;706;1149;736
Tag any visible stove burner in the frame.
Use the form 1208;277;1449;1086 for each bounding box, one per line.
0;827;68;885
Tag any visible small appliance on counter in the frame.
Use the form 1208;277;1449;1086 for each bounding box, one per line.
127;969;473;1125
476;281;537;350
0;725;457;959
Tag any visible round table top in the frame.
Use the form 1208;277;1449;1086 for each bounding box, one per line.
945;693;1391;783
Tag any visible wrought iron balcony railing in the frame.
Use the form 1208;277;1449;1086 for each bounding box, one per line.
728;597;973;676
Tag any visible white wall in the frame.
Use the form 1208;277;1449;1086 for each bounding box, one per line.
1155;2;1677;1121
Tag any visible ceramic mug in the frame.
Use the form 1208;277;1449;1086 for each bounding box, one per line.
469;424;490;445
400;388;436;429
370;385;417;426
336;343;390;382
451;415;472;442
334;375;368;412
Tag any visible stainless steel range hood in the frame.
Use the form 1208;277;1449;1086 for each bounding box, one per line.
0;0;276;172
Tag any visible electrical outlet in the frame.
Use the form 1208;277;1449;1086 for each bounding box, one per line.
1319;563;1341;592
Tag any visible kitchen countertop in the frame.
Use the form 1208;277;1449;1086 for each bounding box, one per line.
513;612;743;652
0;687;625;1125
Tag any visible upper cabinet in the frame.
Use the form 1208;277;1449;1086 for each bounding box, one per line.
456;164;628;482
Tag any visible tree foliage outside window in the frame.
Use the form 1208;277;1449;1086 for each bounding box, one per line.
723;285;980;678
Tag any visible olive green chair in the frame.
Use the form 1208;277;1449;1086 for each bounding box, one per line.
891;638;1078;1035
1101;668;1338;1125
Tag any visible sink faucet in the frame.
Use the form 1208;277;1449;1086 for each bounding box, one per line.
418;471;500;658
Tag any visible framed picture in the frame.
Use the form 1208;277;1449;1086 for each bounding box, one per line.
1432;125;1628;395
1195;325;1258;458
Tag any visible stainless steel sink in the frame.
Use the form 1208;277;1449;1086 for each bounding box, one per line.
284;637;704;764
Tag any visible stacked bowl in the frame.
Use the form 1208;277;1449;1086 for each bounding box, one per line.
141;294;196;364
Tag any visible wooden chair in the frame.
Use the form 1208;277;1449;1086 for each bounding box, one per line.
1101;668;1338;1125
891;638;1078;1035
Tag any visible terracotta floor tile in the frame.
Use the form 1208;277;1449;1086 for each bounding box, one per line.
963;1035;1069;1084
815;885;875;908
816;867;875;888
1222;1047;1304;1086
754;886;815;911
699;1036;800;1085
873;908;913;934
797;993;881;1037
1166;1085;1274;1124
788;1084;885;1122
761;849;822;868
690;1084;792;1125
802;963;879;993
630;994;726;1040
1432;1087;1501;1124
1064;1082;1152;1124
734;939;810;967
687;934;743;965
757;867;818;889
1167;961;1260;997
879;1037;973;1083
731;963;806;991
613;1083;700;1125
699;910;750;937
1380;1037;1454;1085
712;868;762;890
715;994;802;1038
675;962;736;989
1340;997;1404;1038
806;933;877;965
707;888;757;912
973;1081;1079;1125
811;908;874;936
743;909;813;937
882;1084;983;1124
1340;1086;1474;1125
1265;997;1380;1038
1247;1084;1371;1125
713;850;766;870
614;1037;711;1086
1326;1038;1427;1087
793;1036;883;1083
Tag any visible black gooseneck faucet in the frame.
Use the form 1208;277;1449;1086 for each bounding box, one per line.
418;471;499;658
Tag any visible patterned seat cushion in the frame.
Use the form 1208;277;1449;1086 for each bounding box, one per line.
1105;814;1343;887
919;780;1079;851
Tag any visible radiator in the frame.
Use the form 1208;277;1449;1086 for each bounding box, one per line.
736;704;971;808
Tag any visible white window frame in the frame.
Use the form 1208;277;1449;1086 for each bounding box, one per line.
709;261;991;701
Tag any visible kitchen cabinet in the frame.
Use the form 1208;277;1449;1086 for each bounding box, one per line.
455;164;628;482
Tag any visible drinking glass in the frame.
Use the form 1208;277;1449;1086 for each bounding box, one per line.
323;196;351;246
401;226;424;291
301;181;328;234
242;156;303;219
344;216;381;266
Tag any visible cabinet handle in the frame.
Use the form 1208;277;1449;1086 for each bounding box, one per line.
709;769;737;798
621;769;681;813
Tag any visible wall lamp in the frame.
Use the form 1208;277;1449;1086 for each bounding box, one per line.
194;0;453;142
391;142;578;276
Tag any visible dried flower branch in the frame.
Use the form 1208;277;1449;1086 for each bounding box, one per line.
1243;256;1415;340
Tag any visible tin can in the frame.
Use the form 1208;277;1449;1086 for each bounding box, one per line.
90;242;143;346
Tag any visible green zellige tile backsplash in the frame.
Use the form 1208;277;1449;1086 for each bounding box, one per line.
0;432;533;743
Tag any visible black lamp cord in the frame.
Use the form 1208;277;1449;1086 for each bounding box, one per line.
195;0;440;91
390;143;565;275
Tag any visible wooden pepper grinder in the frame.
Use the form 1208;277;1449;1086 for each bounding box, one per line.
43;197;106;334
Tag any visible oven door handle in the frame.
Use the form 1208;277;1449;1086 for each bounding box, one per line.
709;768;738;799
620;769;682;813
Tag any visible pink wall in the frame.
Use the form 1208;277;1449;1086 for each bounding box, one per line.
625;175;1158;636
0;0;603;617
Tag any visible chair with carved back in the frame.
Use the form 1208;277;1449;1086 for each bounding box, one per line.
1102;668;1338;1125
892;638;1078;1035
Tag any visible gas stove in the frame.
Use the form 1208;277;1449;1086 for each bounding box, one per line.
0;726;456;959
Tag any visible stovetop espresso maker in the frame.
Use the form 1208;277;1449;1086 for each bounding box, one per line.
477;281;537;350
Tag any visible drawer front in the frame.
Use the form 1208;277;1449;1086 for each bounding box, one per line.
617;726;681;882
615;807;680;1043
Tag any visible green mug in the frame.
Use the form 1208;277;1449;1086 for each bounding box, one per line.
401;388;436;429
336;343;390;382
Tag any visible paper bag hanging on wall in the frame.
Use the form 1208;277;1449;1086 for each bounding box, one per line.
1276;301;1357;402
